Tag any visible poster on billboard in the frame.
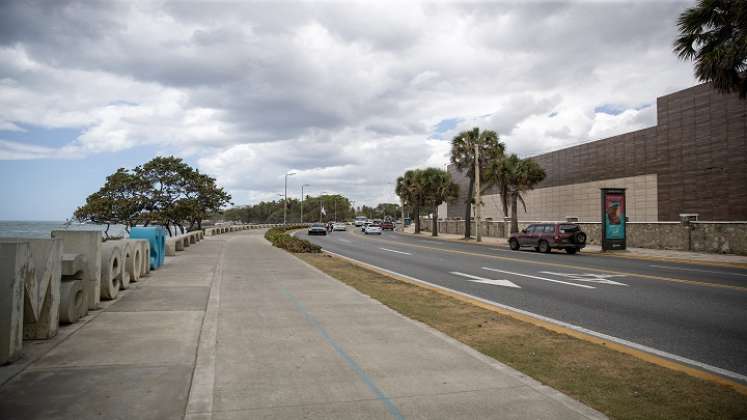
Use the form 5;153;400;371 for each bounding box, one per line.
601;188;626;250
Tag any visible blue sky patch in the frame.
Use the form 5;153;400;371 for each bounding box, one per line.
0;124;84;148
431;117;462;139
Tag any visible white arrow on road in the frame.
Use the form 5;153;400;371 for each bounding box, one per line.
482;267;595;289
450;272;521;288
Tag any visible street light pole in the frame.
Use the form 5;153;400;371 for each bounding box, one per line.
300;184;310;224
283;172;296;225
474;143;482;242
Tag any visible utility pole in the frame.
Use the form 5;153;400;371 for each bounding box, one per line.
320;191;328;223
283;172;296;225
474;143;482;242
300;184;310;223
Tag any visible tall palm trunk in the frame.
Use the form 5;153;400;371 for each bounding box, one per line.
510;192;519;234
414;204;421;234
464;176;474;239
432;205;438;236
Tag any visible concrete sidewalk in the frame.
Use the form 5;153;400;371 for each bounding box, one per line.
404;227;747;266
0;230;605;420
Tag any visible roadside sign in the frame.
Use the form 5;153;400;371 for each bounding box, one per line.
601;188;626;251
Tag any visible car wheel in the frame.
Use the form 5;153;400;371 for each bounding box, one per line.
509;238;520;250
566;247;578;255
538;240;551;253
574;232;587;244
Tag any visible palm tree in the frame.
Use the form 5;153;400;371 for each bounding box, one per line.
673;0;747;98
421;168;459;236
396;169;426;234
449;128;505;239
498;155;546;234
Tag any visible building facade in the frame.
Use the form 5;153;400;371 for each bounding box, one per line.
446;81;747;222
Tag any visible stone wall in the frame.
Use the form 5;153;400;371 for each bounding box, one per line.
421;218;747;255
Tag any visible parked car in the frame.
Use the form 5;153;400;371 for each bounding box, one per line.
508;223;586;254
380;221;394;230
308;223;327;236
333;223;347;231
364;223;383;235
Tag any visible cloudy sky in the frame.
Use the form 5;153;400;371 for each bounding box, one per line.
0;0;696;220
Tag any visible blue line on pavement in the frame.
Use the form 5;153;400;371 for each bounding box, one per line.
281;288;405;420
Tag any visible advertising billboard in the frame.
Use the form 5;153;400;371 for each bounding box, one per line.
601;188;626;250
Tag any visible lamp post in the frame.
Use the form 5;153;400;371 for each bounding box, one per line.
284;172;296;225
300;184;310;224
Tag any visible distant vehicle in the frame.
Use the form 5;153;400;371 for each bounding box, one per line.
361;220;373;232
380;221;394;230
333;223;347;231
354;216;368;227
364;223;382;235
509;223;586;254
308;223;327;236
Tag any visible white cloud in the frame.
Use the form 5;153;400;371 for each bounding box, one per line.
0;1;697;205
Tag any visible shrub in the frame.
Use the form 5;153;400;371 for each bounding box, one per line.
264;225;321;253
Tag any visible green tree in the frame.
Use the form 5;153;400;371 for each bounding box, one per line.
420;168;458;236
74;168;149;237
494;155;546;234
449;128;505;239
396;169;427;234
674;0;747;98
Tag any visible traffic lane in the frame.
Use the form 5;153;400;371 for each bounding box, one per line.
378;231;747;288
306;231;747;376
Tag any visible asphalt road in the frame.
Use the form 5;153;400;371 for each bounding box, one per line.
301;227;747;382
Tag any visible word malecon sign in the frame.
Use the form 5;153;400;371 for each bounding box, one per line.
601;188;626;251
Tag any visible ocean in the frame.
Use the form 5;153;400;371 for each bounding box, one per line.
0;221;129;239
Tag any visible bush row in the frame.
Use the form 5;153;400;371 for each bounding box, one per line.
265;225;322;253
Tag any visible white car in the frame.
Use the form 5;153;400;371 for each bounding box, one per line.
333;223;347;231
363;224;382;235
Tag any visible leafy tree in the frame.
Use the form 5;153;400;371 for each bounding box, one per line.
420;168;458;236
76;156;231;237
449;128;505;239
674;0;747;98
74;168;149;237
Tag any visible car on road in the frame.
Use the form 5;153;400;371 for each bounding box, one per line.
509;223;586;254
307;223;327;235
363;223;383;235
354;216;368;227
381;221;394;230
333;223;347;231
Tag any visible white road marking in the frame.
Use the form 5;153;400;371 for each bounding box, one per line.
323;250;747;384
539;271;629;286
380;248;412;255
482;267;596;289
649;264;747;278
451;272;521;288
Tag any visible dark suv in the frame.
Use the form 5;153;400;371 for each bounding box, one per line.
508;223;587;254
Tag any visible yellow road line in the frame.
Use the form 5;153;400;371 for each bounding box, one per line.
351;231;747;292
325;250;747;396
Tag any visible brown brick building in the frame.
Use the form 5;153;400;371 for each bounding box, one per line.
446;82;747;222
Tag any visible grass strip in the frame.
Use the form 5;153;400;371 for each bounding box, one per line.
296;252;747;420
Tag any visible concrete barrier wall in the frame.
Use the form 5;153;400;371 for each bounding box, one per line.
421;219;747;255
